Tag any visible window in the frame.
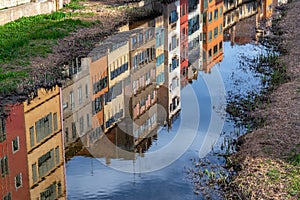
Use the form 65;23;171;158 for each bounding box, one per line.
78;86;82;105
55;146;60;165
214;27;218;38
138;33;143;44
208;12;212;23
85;84;89;99
38;149;55;178
12;137;19;153
15;173;22;189
203;32;206;42
209;31;212;41
213;45;218;55
203;12;207;25
214;9;218;20
32;163;37;183
35;113;53;143
169;10;178;24
219;41;223;50
171;35;177;50
30;126;34;147
3;193;11;200
53;113;58;131
1;155;8;176
70;91;74;110
79;116;84;134
220;24;223;34
58;182;62;197
181;4;186;16
65;127;69;142
40;182;57;200
0;118;6;142
208;49;212;58
72;122;76;139
220;6;223;16
87;114;91;128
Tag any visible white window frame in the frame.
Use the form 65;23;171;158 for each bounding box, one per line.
12;136;20;154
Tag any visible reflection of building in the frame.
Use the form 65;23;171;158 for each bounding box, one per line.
180;0;189;83
87;43;109;146
0;104;30;200
23;86;66;200
62;57;92;150
128;25;158;145
158;0;181;124
223;0;259;30
202;0;224;73
104;32;131;132
187;0;202;71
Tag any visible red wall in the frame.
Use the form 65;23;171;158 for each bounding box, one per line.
0;104;30;200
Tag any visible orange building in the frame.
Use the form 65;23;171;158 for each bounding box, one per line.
202;0;224;73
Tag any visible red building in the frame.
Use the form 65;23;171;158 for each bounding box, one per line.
180;0;189;86
0;104;30;200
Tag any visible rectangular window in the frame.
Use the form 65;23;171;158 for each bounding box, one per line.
12;137;19;153
214;27;218;38
78;87;82;105
85;84;89;99
65;127;69;142
203;12;207;25
1;155;8;176
55;146;60;165
203;32;206;42
70;91;74;110
87;114;91;128
219;41;223;50
30;126;34;147
35;113;53;143
38;149;54;178
213;45;218;55
208;49;212;58
220;6;223;16
169;10;178;24
220;24;223;34
79;117;84;134
15;173;22;189
209;31;212;41
208;12;212;23
171;35;177;50
32;163;37;183
40;182;57;200
0;118;6;142
214;9;218;20
3;193;11;200
53;113;58;131
72;122;76;139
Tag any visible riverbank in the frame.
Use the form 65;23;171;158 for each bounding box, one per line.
0;0;156;106
224;1;300;199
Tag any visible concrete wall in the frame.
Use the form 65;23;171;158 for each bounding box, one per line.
0;0;63;25
0;0;30;10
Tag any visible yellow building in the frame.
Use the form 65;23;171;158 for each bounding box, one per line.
24;86;66;200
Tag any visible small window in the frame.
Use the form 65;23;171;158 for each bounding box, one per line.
30;126;34;147
12;137;20;153
53;113;58;131
214;9;218;20
208;12;212;22
1;155;9;176
219;41;223;50
3;193;11;200
15;173;22;189
32;163;37;183
55;146;60;165
209;31;212;41
208;49;212;58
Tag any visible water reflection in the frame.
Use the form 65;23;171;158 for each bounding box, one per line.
0;0;280;199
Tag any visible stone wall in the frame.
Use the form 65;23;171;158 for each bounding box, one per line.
0;0;63;25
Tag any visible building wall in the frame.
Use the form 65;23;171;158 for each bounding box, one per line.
0;104;30;200
0;0;64;25
202;0;224;72
23;86;66;199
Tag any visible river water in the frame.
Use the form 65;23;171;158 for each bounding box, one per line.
0;0;279;199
